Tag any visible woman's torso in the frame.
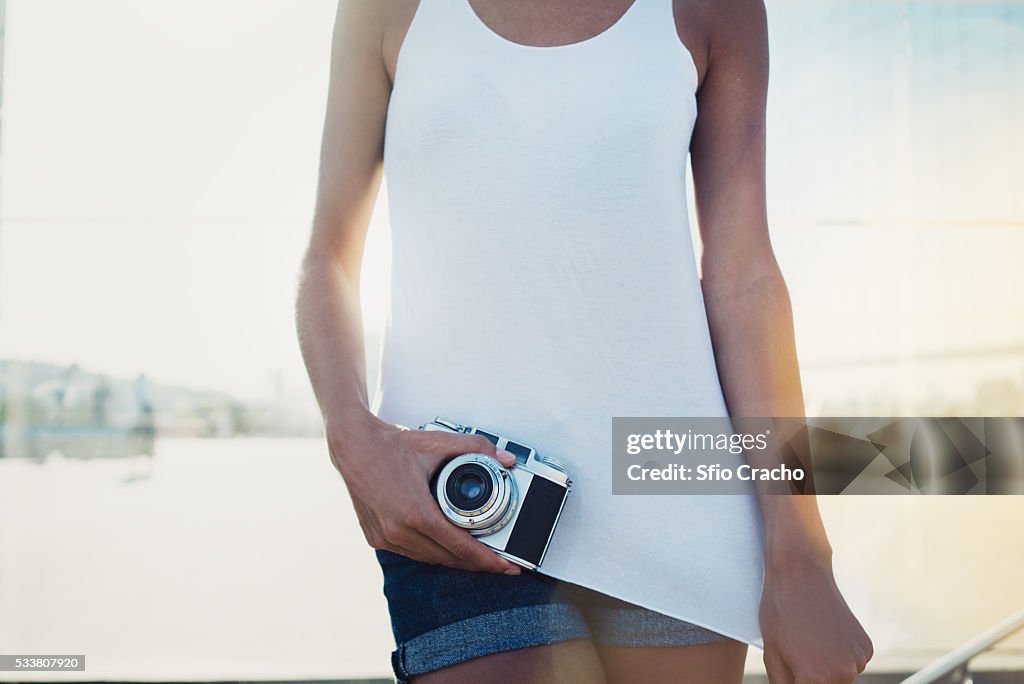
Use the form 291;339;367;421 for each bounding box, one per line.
373;0;766;647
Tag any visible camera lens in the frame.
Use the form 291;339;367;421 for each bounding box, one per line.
446;463;493;512
457;473;484;500
435;454;516;535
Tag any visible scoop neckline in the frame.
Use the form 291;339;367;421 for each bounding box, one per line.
462;0;642;51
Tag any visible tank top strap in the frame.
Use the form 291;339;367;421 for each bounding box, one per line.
624;0;687;52
625;0;699;91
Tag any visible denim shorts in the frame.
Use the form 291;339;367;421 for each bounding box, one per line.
376;549;727;683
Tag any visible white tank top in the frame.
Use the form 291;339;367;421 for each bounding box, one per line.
375;0;765;647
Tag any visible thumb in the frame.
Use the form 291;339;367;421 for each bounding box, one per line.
492;446;517;468
455;432;517;468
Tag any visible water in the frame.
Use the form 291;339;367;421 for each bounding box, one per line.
0;438;393;681
1;438;1022;680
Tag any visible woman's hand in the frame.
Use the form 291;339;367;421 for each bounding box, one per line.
760;553;873;683
328;413;522;575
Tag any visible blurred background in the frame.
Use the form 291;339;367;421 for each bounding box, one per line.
0;0;1022;681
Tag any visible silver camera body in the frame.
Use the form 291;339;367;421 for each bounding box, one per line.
420;417;572;570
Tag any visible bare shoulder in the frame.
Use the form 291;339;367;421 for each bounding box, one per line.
379;0;421;83
328;0;416;84
673;0;767;90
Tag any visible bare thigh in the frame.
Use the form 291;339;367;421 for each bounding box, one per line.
412;638;606;684
597;639;748;684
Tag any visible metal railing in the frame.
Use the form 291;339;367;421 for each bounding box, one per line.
901;608;1024;683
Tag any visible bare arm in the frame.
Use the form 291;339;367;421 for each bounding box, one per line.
691;0;827;569
690;0;872;680
297;1;387;436
295;0;520;575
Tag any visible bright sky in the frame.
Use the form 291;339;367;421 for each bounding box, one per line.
1;0;1022;404
0;0;370;399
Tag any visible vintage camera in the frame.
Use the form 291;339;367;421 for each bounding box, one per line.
420;417;572;570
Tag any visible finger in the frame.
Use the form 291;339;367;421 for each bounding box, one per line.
424;432;517;469
443;433;503;459
386;525;469;568
422;509;520;574
862;635;875;663
853;646;869;673
383;541;422;562
764;651;795;684
370;511;450;563
493;447;516;467
379;527;467;569
456;433;516;467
